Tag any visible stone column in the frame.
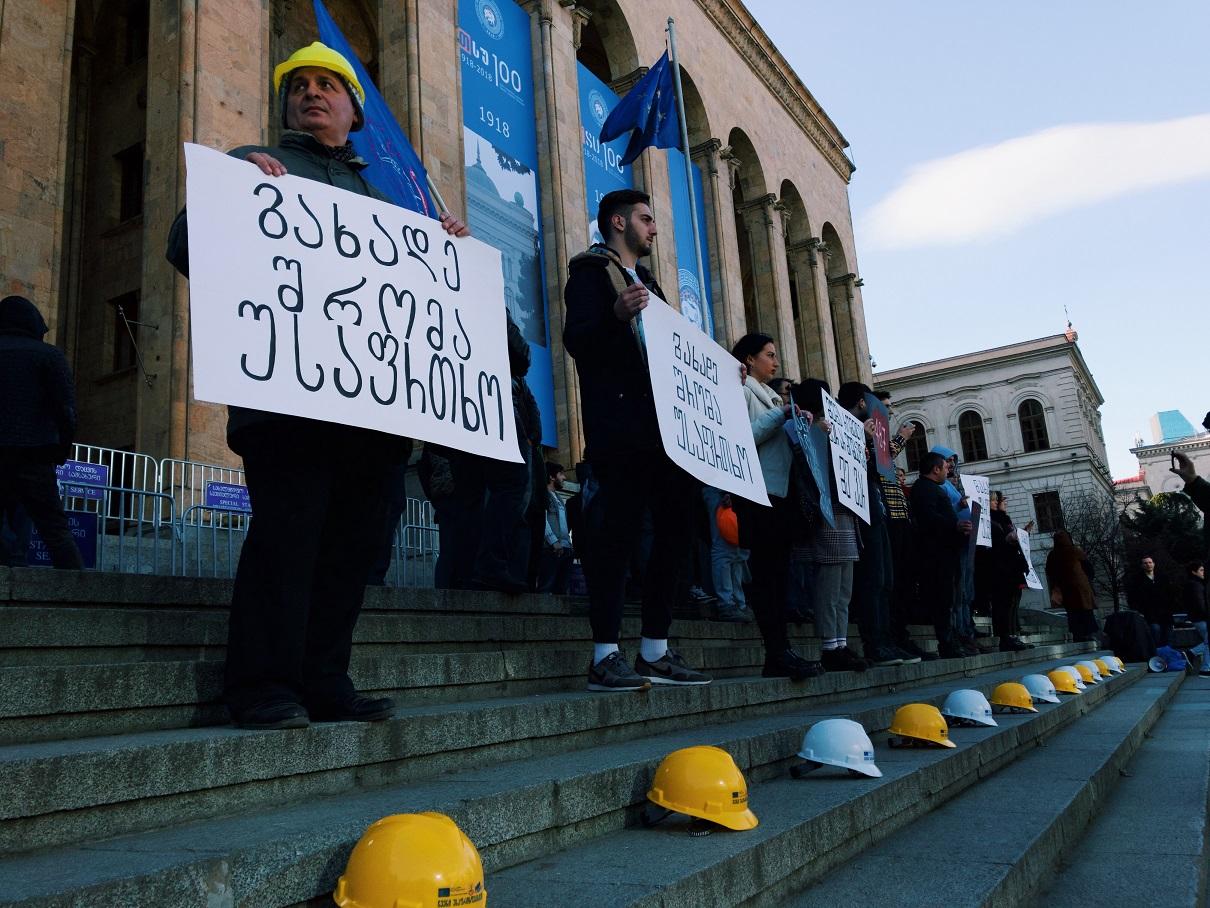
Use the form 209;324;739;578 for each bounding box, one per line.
735;194;798;378
850;277;873;384
827;267;860;384
786;238;825;379
690;138;733;345
804;237;840;388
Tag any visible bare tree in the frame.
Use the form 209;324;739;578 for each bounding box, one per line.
1062;489;1127;609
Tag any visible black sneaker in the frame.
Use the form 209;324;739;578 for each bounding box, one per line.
308;695;395;723
898;640;938;662
999;636;1032;652
763;648;825;681
635;648;712;685
587;651;652;692
821;647;869;672
231;699;310;730
714;605;752;623
890;644;923;665
1199;670;1210;678
864;645;905;667
937;643;966;659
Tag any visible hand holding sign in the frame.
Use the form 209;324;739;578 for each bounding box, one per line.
820;390;870;524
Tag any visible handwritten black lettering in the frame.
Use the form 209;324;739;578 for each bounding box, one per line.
293;195;323;248
426;298;445;351
333;203;361;258
237;300;275;381
369;214;399;266
402;225;435;281
452;309;472;361
442;238;461;291
273;257;303;312
255;183;287;239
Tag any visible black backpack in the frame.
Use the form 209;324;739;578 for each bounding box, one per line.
1103;609;1156;663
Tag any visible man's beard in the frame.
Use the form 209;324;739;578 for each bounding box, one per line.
624;222;652;257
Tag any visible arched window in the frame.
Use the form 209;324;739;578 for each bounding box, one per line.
958;410;988;462
903;420;929;472
1019;399;1050;452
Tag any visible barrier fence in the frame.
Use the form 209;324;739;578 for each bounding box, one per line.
11;443;440;584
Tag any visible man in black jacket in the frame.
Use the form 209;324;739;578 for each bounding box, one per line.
0;295;83;570
166;43;467;729
911;451;973;658
563;189;710;691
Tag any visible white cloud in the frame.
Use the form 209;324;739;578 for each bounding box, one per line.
862;114;1210;249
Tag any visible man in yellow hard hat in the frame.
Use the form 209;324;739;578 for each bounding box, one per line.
166;42;468;730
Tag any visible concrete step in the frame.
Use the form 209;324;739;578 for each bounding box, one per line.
1028;677;1210;907
0;650;1107;907
789;669;1185;908
0;645;1094;859
482;654;1145;907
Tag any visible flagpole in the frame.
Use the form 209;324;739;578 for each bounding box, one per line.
666;17;710;334
425;175;450;218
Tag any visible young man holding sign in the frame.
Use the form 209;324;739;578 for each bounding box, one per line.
167;43;469;729
563;190;711;691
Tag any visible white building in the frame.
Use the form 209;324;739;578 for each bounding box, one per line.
1114;411;1210;508
874;332;1114;589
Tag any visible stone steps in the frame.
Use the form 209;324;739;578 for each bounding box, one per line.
483;654;1144;907
1027;678;1210;907
0;649;1101;907
787;669;1184;908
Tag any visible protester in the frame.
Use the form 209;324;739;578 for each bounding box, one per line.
704;489;752;623
537;462;573;594
911;451;972;658
793;378;867;671
988;491;1032;651
1127;555;1170;646
1045;531;1098;642
930;446;980;655
563;188;709;690
768;377;794;401
166;42;469;729
1180;561;1210;677
0;295;84;570
731;333;823;680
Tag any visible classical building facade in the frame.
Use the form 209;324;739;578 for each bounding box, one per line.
2;0;873;472
874;333;1114;583
1113;414;1210;508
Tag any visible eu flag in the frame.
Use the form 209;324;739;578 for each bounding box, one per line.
313;0;435;216
599;52;680;166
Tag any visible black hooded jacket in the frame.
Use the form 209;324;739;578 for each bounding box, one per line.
562;245;664;460
0;296;77;462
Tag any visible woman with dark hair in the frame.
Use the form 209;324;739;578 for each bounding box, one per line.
1045;530;1098;642
730;333;823;680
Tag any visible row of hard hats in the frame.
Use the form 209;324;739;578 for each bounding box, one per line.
330;657;1125;905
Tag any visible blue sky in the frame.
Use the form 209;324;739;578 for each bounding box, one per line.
743;0;1210;478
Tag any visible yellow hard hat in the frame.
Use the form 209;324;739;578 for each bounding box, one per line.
274;42;366;130
889;703;955;748
646;746;758;830
1093;658;1112;678
1111;655;1126;672
1073;663;1097;684
990;681;1038;713
332;813;486;908
1047;669;1082;694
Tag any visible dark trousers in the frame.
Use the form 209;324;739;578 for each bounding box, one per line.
1068;609;1100;642
853;517;893;651
887;518;916;640
735;492;793;657
0;459;82;569
367;462;410;586
224;425;394;713
435;449;531;589
584;455;693;643
917;550;957;648
537;546;572;594
992;582;1019;639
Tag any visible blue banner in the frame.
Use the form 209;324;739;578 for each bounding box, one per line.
577;63;633;245
313;0;435;216
787;416;834;527
667;147;714;338
458;0;556;445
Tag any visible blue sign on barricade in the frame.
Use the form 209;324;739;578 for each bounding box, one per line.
56;460;109;500
204;481;252;513
29;510;98;568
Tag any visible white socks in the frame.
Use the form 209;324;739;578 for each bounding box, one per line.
822;638;847;651
640;637;668;663
593;643;619;665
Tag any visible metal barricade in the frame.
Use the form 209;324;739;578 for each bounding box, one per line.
159;457;248;538
385;497;441;588
179;504;250;579
55;485;177;575
69;444;159;523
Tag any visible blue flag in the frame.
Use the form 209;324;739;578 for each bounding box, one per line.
313;0;435;216
599;52;680;166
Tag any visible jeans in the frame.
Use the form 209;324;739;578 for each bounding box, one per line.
1193;621;1210;671
814;561;855;643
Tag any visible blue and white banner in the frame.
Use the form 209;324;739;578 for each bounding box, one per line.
458;0;557;445
577;63;633;245
667;147;714;338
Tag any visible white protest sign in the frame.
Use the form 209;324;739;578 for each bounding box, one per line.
820;390;870;523
183;143;521;462
1018;529;1044;590
641;294;768;505
961;473;992;547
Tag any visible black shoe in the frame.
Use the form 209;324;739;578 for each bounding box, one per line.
231;699;310;730
763;648;825;681
714;605;753;623
999;636;1032;652
587;651;652;692
898;639;938;662
937;643;965;659
821;647;869;672
308;695;395;722
1199;670;1210;678
635;648;712;685
688;586;717;604
958;638;981;656
785;607;814;624
889;644;923;665
864;645;905;667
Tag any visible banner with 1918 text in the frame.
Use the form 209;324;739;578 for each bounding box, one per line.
183;143;521;463
820;390;870;523
641;295;768;505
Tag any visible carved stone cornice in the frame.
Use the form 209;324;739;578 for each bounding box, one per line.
736;193;777;227
610;67;648;95
691;0;855;181
718;145;742;189
558;1;591;48
775;199;791;234
827;271;857;287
